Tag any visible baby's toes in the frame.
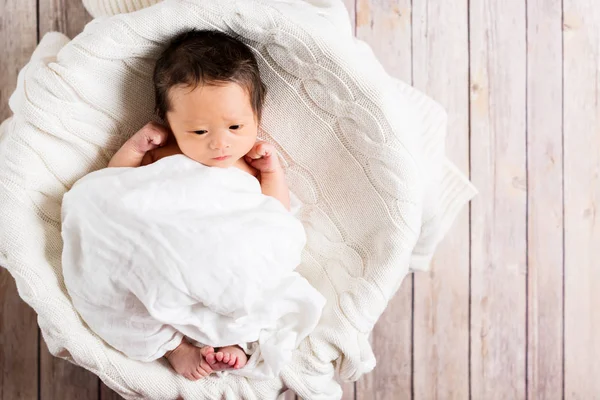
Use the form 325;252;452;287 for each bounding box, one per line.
190;370;202;381
229;354;237;366
205;353;216;365
196;365;208;377
200;346;214;357
200;360;214;375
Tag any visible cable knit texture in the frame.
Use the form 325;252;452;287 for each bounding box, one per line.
0;0;476;399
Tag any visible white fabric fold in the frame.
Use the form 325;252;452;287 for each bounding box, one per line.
61;155;326;379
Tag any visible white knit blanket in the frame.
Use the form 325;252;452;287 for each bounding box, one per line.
0;0;476;398
61;154;326;379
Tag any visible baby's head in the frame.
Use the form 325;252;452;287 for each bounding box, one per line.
154;30;266;168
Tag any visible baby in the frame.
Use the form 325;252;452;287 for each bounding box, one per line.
107;30;289;381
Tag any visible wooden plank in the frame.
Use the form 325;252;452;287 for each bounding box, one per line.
526;0;564;398
563;0;600;397
0;1;38;121
0;277;39;400
356;0;412;82
40;339;100;400
469;0;527;399
36;1;99;399
356;286;413;400
0;1;39;399
39;0;93;40
100;384;125;400
411;0;470;398
355;0;413;399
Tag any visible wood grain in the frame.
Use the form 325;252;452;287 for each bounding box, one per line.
40;339;99;400
412;0;470;398
469;0;528;399
35;1;100;399
0;277;39;400
526;0;564;398
355;0;413;398
39;0;93;40
0;1;39;399
0;0;37;121
356;0;412;82
101;384;125;400
563;0;600;397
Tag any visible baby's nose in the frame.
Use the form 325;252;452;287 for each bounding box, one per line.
209;135;230;150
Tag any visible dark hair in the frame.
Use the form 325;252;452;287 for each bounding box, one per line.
153;29;266;122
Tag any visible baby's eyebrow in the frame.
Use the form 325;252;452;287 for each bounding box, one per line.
182;115;247;123
222;115;250;122
181;118;207;124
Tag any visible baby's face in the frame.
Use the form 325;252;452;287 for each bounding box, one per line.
166;82;258;168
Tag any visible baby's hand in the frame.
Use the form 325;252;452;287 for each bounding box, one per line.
129;121;170;155
245;142;281;174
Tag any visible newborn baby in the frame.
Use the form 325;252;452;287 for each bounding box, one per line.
107;30;288;380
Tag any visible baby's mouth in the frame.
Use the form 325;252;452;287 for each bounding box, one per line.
212;155;231;161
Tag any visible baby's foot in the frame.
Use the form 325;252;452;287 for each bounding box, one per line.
166;341;214;381
205;345;248;371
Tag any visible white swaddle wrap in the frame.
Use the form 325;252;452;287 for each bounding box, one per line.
61;154;326;380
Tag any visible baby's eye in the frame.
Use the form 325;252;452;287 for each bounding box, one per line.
229;125;241;130
194;130;208;135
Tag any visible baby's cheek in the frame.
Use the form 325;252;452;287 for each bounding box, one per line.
179;142;201;158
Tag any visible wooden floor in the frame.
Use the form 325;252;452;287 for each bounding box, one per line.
1;0;599;399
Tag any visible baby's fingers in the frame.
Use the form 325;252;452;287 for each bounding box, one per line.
149;133;167;147
247;156;278;173
148;129;169;147
142;122;169;147
245;147;263;160
246;142;273;160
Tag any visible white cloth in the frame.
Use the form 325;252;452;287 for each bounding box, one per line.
61;155;326;379
0;0;477;398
